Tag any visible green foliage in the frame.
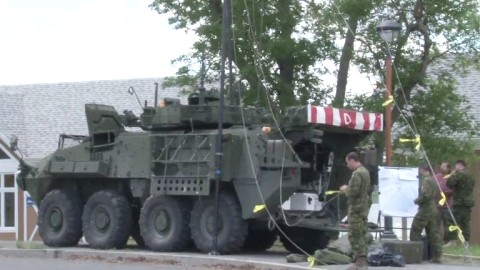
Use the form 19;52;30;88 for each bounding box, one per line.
150;0;337;108
346;69;478;166
391;73;477;166
345;0;480;165
161;66;197;93
150;0;480;165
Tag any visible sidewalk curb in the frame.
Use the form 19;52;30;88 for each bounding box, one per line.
0;248;317;270
444;253;480;262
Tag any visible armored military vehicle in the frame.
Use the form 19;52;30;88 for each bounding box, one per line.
13;85;382;254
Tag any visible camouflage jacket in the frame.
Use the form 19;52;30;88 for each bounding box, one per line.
415;175;439;212
446;170;475;207
345;165;370;211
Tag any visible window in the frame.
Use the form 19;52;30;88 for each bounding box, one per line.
0;174;16;230
93;132;115;145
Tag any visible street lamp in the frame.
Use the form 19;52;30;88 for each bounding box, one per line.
376;20;402;46
376;19;401;239
376;19;401;166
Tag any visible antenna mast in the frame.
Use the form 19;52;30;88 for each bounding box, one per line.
212;0;231;255
199;53;206;105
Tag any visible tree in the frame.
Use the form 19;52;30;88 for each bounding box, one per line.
400;73;477;165
326;0;381;107
352;0;480;121
150;0;480;164
346;68;478;166
151;0;336;108
345;0;480;165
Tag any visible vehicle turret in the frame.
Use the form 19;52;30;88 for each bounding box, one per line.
122;85;272;131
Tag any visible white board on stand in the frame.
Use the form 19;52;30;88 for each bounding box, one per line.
378;166;419;217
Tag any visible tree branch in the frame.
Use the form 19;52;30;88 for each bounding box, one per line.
356;38;383;76
333;15;358;107
392;0;432;122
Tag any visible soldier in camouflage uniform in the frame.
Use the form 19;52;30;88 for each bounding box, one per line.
446;160;475;246
435;162;455;243
410;164;442;263
340;152;370;270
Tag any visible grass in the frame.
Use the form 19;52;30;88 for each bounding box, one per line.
126;238;138;246
443;244;480;257
16;241;46;249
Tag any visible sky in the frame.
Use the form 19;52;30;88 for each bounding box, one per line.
0;0;374;95
0;0;195;85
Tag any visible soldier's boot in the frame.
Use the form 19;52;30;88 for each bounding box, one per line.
430;256;442;264
356;256;368;269
346;257;357;270
346;263;357;270
346;257;368;270
346;262;357;270
285;253;307;263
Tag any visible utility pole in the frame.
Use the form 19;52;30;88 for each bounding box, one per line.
382;49;396;239
211;0;231;255
385;54;393;167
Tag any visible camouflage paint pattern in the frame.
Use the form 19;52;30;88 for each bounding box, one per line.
345;165;370;257
410;175;442;259
447;170;475;242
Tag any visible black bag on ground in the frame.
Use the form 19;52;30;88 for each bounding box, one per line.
367;246;406;267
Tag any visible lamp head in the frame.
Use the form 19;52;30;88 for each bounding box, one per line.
376;20;402;44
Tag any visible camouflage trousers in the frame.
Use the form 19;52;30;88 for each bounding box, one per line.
437;208;456;242
410;208;442;258
452;205;472;242
348;207;368;257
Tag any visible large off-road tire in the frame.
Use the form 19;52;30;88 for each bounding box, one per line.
242;228;278;252
131;204;145;248
190;192;247;254
38;189;83;247
82;190;132;249
279;227;330;254
139;195;191;252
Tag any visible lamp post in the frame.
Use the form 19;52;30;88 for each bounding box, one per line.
376;19;401;239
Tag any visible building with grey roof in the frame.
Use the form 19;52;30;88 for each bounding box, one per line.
0;78;187;159
1;64;478;159
452;66;480;147
430;57;480;148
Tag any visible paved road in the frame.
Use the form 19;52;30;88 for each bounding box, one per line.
0;253;478;270
0;256;196;270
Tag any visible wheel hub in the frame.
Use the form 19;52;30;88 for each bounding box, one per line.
205;208;223;235
153;208;170;237
94;207;111;231
49;208;63;230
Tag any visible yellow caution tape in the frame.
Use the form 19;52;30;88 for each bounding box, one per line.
399;134;421;151
308;256;316;267
449;225;466;243
382;95;394;107
325;190;340;195
253;204;266;213
439;192;446;206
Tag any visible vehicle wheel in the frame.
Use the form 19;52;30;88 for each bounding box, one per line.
242;228;277;251
279;227;330;254
190;192;247;254
82;190;132;249
139;195;191;251
38;189;83;247
131;204;145;248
